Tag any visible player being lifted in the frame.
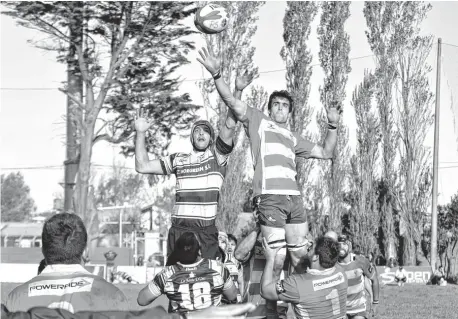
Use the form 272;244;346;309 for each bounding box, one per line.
134;73;254;262
197;46;339;278
261;235;348;319
137;232;238;313
337;235;380;319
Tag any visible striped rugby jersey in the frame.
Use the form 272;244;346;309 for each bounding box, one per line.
148;258;233;313
241;237;289;317
5;264;128;313
338;254;376;314
160;144;230;228
278;265;348;319
244;107;316;197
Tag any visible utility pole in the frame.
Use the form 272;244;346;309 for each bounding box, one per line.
431;38;442;272
63;3;83;212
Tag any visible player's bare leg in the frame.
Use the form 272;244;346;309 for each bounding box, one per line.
285;221;311;273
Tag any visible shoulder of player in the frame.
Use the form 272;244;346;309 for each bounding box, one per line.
170;152;191;161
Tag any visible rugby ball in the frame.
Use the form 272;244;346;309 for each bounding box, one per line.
194;4;229;34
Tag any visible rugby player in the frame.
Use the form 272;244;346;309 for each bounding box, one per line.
197;46;339;281
135;74;253;262
261;236;348;319
5;213;128;313
222;234;243;304
234;223;290;319
337;235;380;319
137;232;238;313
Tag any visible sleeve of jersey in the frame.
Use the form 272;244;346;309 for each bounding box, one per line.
278;276;301;303
294;133;316;158
222;266;235;291
159;154;177;175
213;137;234;166
148;274;165;298
243;107;265;139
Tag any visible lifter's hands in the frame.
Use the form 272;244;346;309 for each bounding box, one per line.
326;101;341;126
197;46;221;76
262;237;281;262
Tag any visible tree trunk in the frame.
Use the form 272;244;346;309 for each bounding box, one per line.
75;119;96;223
64;3;83;212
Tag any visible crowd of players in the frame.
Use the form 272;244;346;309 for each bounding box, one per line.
3;45;381;319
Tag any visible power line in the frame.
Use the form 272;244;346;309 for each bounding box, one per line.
0;88;58;91
443;42;458;49
3;163;457;171
0;54;376;90
1;164;136;171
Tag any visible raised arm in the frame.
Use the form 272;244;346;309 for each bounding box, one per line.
219;71;256;145
137;276;162;306
234;224;260;264
308;104;340;159
134;109;167;175
260;237;282;301
197;47;249;122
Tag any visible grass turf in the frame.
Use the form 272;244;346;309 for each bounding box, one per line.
2;282;457;318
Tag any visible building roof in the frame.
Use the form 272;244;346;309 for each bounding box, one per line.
0;223;43;237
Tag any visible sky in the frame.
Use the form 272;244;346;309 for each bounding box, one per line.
1;1;458;212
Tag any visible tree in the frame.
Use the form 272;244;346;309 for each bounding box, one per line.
3;2;200;223
316;1;351;231
364;0;402;263
1;172;36;222
390;2;434;266
281;1;318;204
347;71;381;255
197;1;265;233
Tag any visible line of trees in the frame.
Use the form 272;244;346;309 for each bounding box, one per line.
3;1;455;275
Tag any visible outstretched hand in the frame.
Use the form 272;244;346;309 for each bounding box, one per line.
134;108;153;133
326;101;341;125
197;46;221;76
235;70;258;91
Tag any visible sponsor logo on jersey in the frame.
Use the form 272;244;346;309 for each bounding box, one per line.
28;277;94;296
177;164;211;174
312;272;345;291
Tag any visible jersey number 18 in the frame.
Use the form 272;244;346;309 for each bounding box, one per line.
178;282;212;310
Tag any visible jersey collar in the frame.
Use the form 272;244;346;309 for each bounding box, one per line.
307;266;336;276
177;258;205;268
40;264;91;275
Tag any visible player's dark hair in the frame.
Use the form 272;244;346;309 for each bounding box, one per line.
42;213;87;265
267;90;293;113
37;258;47;275
315;236;339;269
175;232;201;264
227;234;237;246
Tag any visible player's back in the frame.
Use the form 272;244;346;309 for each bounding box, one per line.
5;264;127;313
284;264;348;319
158;258;230;313
338;255;374;314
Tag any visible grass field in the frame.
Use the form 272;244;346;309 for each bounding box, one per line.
2;282;457;318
